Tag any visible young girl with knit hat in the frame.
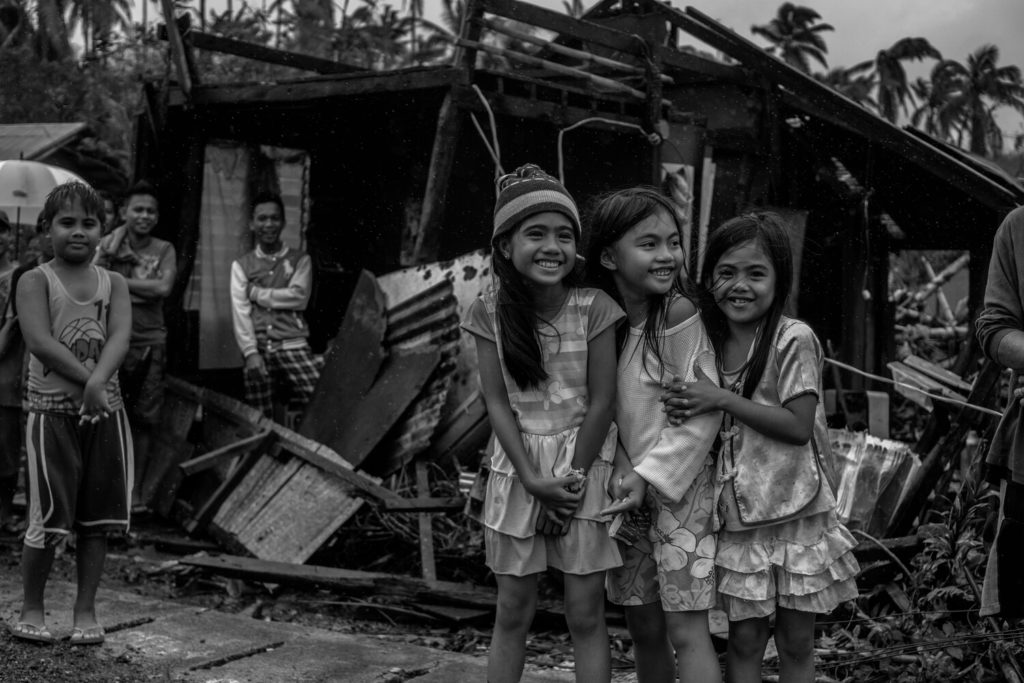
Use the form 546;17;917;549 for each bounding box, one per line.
461;164;624;683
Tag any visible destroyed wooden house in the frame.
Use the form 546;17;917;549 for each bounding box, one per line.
133;0;1024;574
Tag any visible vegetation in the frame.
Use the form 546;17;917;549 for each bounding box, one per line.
1;0;1021;164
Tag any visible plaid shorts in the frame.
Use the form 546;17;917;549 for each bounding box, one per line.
24;409;133;549
243;345;322;418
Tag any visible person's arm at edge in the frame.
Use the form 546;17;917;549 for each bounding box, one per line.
250;253;311;310
978;215;1024;370
230;259;258;359
16;270;91;386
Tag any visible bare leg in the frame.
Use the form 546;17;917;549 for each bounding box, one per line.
73;534;107;630
724;616;770;683
487;573;538;683
774;607;816;683
666;610;722;683
623;602;674;683
563;571;610;683
20;544;57;628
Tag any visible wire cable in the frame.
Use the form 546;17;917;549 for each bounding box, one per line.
824;357;1003;418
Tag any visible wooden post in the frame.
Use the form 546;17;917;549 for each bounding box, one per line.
416;459;437;581
159;0;194;98
408;92;462;265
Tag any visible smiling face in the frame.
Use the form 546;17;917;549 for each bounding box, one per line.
122;193;158;239
250;201;285;252
49;199;102;265
711;238;776;333
601;208;682;306
501;211;577;292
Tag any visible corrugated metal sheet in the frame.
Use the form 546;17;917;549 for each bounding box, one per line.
0;122;87;161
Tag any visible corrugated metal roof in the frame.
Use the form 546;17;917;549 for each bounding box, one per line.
657;5;1024;211
0;123;87;162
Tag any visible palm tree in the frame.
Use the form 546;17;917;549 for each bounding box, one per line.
818;61;877;109
65;0;131;58
872;37;941;124
932;45;1024;156
751;3;833;74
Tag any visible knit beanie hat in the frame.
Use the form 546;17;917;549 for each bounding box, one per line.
492;164;580;245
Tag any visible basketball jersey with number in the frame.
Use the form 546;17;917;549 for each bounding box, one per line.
27;262;123;414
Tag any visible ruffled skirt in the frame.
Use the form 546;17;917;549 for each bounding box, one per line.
715;510;860;620
483;424;621;576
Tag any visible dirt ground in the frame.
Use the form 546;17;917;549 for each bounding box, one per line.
0;514;636;682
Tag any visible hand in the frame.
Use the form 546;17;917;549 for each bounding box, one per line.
661;365;723;424
536;506;572;536
244;353;268;381
600;470;646;516
1016;374;1024;406
524;475;583;518
80;379;112;425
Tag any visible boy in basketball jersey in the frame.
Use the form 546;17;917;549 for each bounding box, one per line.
11;183;132;645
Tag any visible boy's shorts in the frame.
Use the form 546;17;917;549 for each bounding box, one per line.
23;409;134;549
606;460;718;612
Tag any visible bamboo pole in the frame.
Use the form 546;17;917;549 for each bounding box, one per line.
454;37;671;107
477;17;674;84
911;253;969;304
920;255;955;323
895;324;968;340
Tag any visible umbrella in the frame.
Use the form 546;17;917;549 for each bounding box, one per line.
0;160;89;259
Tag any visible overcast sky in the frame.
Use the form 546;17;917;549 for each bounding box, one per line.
140;0;1024;146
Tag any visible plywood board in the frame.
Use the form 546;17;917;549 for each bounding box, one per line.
301;269;386;446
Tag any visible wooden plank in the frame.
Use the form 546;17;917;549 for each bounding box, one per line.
266;422;403;504
185;449;265;534
186;31;364;75
415;461;437;581
381;496;466;513
410;91;463;265
182;554;500;607
159;0;194;96
173;67;461;107
178;429;271;476
301;270;387;447
323;348;441;467
238;463;364;563
902;355;973;393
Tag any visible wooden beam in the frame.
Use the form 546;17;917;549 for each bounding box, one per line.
381;496;467;512
159;0;194;97
477;17;673;84
416;460;437;581
186;30;364;75
480;0;745;83
178;429;271;476
410;91;462;264
169;67;461;107
182;553;501;607
450;84;642;131
456;37;653;103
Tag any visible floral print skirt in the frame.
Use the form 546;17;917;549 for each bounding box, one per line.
607;457;717;611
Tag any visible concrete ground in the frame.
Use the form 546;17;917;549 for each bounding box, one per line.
0;571;576;682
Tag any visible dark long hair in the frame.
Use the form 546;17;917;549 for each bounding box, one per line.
493;233;582;390
698;211;793;399
584;186;691;378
